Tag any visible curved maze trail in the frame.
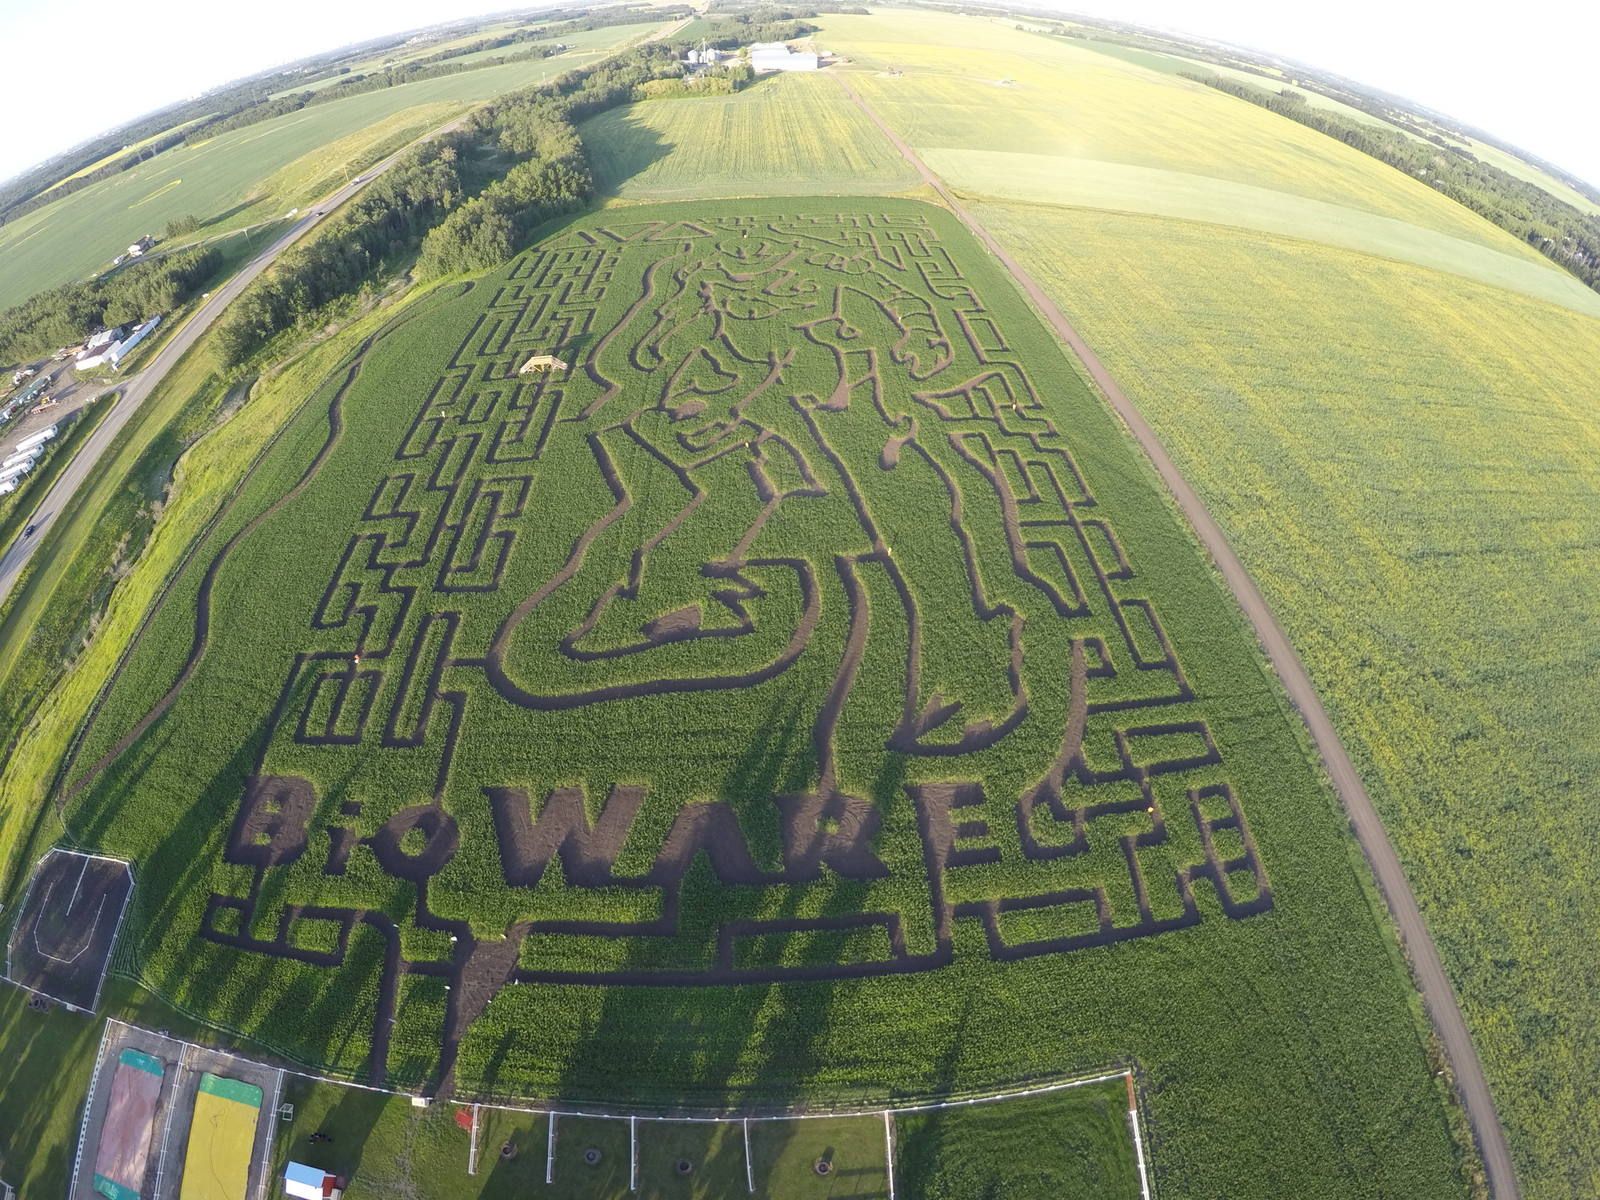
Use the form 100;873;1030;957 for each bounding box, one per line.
66;283;476;803
78;210;1325;1123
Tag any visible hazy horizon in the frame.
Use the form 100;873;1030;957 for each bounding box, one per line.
1;0;1597;196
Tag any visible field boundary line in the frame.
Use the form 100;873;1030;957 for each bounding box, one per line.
67;1015;113;1199
94;1019;1140;1120
832;66;1519;1200
545;1111;556;1183
742;1116;754;1194
1128;1071;1153;1200
257;1068;286;1200
882;1109;896;1200
1;848;133;1015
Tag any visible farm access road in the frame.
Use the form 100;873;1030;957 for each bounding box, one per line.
831;71;1520;1200
0;108;478;611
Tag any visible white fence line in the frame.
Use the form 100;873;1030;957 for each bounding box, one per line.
742;1116;754;1194
257;1069;286;1200
545;1111;557;1184
67;1018;113;1199
883;1109;897;1200
76;1019;1155;1196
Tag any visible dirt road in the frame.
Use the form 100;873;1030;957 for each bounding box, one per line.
833;71;1520;1200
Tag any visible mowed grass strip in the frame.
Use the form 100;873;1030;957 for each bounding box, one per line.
582;73;920;201
973;198;1600;1199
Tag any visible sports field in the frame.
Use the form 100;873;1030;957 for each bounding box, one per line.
56;198;1464;1197
0;22;663;310
178;1073;261;1200
583;74;920;200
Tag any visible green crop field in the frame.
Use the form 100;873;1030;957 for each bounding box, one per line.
895;1078;1139;1199
0;22;663;310
970;199;1600;1199
41;197;1468;1198
583;73;920;200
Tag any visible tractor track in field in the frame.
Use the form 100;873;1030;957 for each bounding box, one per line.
830;69;1519;1200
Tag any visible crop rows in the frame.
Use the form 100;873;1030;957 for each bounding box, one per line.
61;198;1464;1197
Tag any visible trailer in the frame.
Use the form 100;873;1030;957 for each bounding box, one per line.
0;461;34;484
14;424;57;453
1;451;36;471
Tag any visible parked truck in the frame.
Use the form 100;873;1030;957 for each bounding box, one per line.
14;424;57;454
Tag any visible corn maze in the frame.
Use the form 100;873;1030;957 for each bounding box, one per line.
70;203;1281;1101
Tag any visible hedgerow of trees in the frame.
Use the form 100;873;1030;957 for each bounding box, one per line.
0;246;220;364
210;3;880;366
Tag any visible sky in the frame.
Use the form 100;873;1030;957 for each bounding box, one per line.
0;0;1596;189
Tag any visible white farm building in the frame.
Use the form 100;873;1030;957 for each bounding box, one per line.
749;41;819;72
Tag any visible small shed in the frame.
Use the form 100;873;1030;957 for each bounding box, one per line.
518;354;570;374
283;1162;342;1200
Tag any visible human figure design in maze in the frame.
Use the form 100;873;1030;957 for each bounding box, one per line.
204;213;1271;1089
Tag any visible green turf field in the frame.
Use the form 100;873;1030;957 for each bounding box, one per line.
969;199;1600;1199
894;1079;1139;1199
0;22;663;310
583;73;920;200
49;197;1465;1198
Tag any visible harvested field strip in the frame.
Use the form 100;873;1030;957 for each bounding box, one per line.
918;147;1600;317
815;13;1567;279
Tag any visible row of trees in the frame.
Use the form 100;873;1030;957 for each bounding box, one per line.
212;144;470;365
0;246;220;364
1188;73;1600;293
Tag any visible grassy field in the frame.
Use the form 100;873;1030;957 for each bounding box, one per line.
583;74;920;200
815;13;1599;317
895;1079;1139;1199
44;197;1467;1197
272;1078;892;1198
970;200;1600;1199
0;22;663;310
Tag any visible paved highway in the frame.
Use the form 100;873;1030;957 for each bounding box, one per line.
837;71;1522;1200
0;111;470;610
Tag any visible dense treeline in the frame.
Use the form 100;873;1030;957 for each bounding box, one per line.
212;145;469;364
1187;73;1600;292
417;43;718;278
0;247;220;364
